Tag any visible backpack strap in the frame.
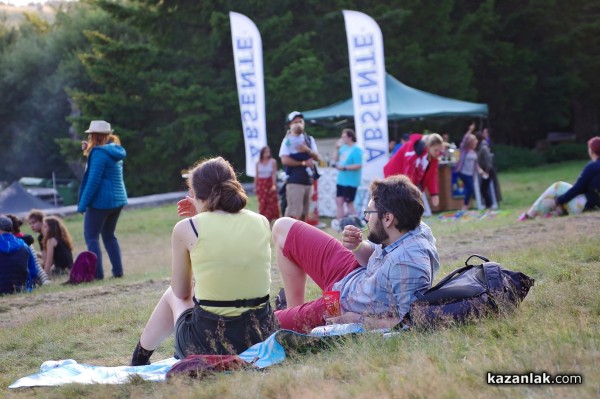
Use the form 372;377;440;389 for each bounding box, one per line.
465;254;489;266
189;218;198;238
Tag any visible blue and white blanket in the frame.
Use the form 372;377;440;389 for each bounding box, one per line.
10;324;383;388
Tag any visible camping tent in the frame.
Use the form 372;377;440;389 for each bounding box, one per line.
302;73;488;122
0;181;57;215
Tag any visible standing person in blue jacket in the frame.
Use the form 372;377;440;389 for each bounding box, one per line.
78;120;128;279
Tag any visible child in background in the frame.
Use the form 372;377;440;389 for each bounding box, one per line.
456;133;488;211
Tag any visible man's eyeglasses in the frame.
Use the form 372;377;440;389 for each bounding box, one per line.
363;210;379;219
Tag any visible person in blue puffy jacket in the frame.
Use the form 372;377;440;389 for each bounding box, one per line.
78;120;128;279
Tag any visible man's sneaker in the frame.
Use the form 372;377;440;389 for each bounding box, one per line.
275;287;287;311
330;219;341;232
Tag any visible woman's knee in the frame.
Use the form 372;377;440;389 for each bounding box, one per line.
163;286;193;317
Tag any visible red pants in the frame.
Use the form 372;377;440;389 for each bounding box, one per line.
274;221;360;333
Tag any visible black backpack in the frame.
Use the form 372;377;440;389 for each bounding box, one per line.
408;254;534;328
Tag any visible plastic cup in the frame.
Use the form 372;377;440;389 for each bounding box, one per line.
323;290;341;318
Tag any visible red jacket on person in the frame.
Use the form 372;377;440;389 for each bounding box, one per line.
383;133;439;196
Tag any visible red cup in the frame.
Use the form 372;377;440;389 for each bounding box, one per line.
323;290;341;318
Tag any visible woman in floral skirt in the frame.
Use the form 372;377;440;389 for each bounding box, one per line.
254;146;281;223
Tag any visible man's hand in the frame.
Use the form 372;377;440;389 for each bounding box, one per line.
342;225;363;251
325;311;362;325
177;196;197;217
430;195;439;207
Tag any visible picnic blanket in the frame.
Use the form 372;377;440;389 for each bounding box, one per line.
9;328;358;388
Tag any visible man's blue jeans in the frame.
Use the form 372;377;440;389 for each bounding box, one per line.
84;207;124;279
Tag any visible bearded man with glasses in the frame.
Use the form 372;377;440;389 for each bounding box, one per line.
272;175;440;333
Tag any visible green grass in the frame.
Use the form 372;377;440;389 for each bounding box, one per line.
1;161;598;398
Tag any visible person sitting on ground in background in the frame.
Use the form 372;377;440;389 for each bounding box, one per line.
41;216;74;276
254;146;281;224
6;215;34;247
455;133;488;211
272;175;440;333
27;209;46;255
130;157;278;366
278;111;321;221
0;216;31;295
383;133;444;212
6;214;48;288
331;128;363;232
519;136;600;220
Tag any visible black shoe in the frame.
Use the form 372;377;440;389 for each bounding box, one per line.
275;287;287;311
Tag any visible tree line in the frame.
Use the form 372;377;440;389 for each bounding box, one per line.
1;0;598;195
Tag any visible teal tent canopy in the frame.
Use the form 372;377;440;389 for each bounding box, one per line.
302;73;488;122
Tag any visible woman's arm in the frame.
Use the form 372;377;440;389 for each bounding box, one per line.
170;220;195;300
557;163;594;205
43;238;57;275
271;159;278;190
77;151;106;212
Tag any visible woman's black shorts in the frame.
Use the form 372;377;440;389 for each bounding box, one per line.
174;302;279;358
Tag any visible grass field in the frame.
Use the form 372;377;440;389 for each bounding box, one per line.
1;160;598;398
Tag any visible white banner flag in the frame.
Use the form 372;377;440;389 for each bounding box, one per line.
230;12;267;177
343;10;389;183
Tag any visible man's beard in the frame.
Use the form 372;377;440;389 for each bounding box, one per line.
367;218;389;245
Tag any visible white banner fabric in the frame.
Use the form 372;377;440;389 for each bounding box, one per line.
343;10;389;183
230;12;267;177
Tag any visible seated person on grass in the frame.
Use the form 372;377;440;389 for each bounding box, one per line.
6;214;43;290
519;136;600;220
273;175;440;333
130;157;278;366
0;215;31;295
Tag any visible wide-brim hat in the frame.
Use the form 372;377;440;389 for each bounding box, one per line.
85;120;113;134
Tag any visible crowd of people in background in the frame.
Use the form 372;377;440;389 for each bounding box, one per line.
1;112;598;370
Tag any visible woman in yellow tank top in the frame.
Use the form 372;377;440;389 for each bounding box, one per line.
130;157;278;366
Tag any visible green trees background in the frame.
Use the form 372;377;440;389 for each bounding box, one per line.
1;0;598;195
